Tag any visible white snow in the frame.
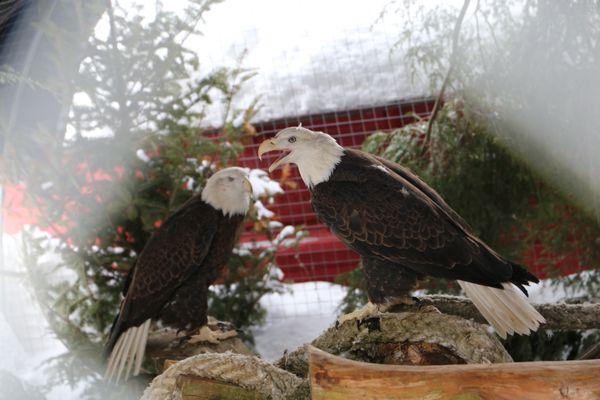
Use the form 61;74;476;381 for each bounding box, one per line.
254;199;275;219
268;220;283;230
253;281;347;361
107;246;125;254
232;247;252;257
93;0;426;127
275;225;295;242
267;266;285;281
182;176;195;190
40;181;53;190
182;0;427;123
248;169;283;198
527;271;595;303
136;149;150;162
197;159;215;173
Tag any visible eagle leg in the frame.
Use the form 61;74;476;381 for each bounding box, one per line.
383;296;441;314
188;325;237;345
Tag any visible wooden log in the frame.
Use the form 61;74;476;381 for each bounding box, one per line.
141;352;303;400
145;321;254;373
308;345;600;400
175;375;266;400
277;311;511;379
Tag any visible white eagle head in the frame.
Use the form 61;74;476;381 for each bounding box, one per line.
201;167;252;216
257;126;343;187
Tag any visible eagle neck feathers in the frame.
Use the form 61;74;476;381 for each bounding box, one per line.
297;138;344;188
201;187;249;217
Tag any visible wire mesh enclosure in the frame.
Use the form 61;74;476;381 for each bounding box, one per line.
1;1;599;397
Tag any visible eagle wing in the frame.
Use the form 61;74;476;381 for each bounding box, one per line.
106;197;217;351
312;151;513;286
372;154;473;232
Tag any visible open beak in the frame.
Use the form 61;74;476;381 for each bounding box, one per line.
258;139;292;173
243;177;253;194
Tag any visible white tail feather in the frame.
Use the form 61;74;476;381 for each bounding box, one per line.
458;281;545;339
105;319;151;382
134;320;150;376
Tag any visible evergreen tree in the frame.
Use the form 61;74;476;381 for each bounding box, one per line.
14;1;301;397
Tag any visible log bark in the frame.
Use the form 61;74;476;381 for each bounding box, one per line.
277;310;512;379
308;345;600;400
145;324;254;373
174;375;267;400
140;352;303;400
413;295;600;330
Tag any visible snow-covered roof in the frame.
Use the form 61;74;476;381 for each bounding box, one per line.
188;0;428;123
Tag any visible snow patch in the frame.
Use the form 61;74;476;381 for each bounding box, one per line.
40;181;53;190
276;225;295;242
253;281;348;361
268;220;283;230
197;159;215;173
248;169;283;198
254;200;274;219
182;176;195;190
136;149;150;162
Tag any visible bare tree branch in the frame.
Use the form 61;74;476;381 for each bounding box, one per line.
422;0;471;153
579;342;600;360
411;295;600;331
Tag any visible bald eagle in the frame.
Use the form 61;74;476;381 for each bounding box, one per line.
259;127;545;338
104;167;252;382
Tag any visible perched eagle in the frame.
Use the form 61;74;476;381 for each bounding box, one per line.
105;167;252;382
258;126;545;338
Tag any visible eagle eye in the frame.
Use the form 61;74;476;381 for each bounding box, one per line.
227;176;235;182
288;136;297;143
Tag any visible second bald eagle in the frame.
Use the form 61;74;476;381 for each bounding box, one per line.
105;167;252;382
259;126;545;338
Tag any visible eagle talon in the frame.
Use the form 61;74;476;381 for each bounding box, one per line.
337;302;380;326
188;325;237;345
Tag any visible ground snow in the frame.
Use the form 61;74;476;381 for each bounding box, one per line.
253;281;347;361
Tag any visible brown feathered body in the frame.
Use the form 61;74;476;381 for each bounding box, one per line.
311;149;539;304
105;195;244;357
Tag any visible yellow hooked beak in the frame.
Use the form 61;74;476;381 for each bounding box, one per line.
258;139;277;160
258;138;291;173
243;177;253;194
